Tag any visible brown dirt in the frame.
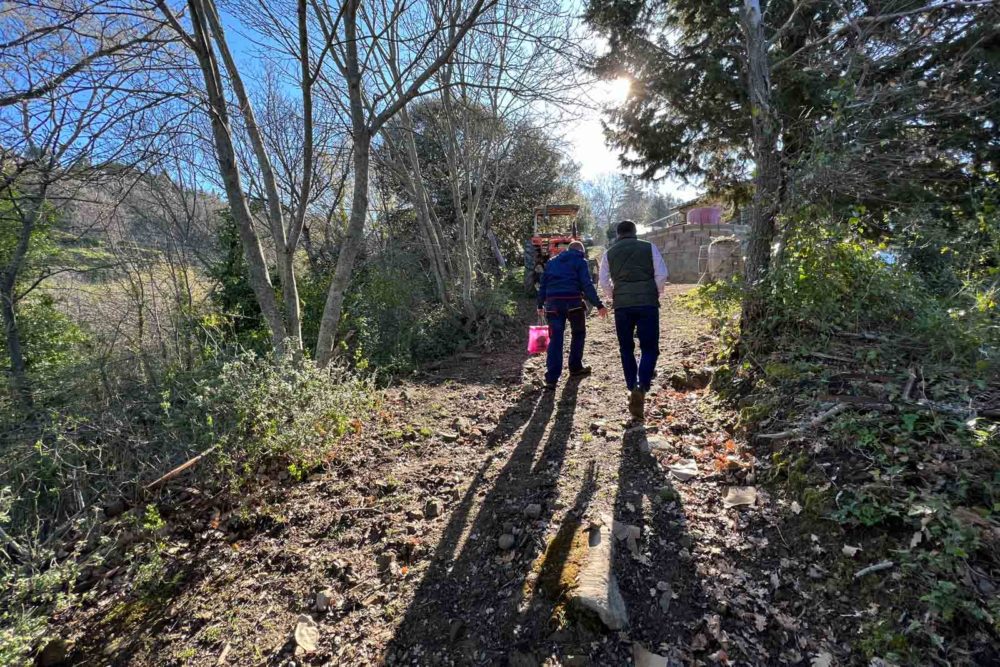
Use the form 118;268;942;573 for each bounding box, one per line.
60;286;856;666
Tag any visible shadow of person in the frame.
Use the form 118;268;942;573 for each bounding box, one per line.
385;378;582;665
612;427;708;664
503;459;599;659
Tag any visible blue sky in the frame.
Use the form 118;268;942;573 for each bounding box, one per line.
218;5;697;201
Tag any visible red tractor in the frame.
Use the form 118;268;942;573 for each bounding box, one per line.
523;204;596;294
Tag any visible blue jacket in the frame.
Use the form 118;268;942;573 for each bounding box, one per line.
537;248;604;309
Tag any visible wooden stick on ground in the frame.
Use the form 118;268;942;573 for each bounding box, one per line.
818;394;977;419
832;329;890;342
902;368;917;401
757;403;849;440
807;351;854;364
143;445;219;493
854;560;894;579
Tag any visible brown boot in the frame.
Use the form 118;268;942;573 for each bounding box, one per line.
628;389;646;421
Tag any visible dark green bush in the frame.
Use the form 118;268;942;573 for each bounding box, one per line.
760;219;995;366
197;352;374;489
766;223;928;332
308;251;519;378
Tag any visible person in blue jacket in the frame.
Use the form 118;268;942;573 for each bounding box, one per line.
536;241;608;389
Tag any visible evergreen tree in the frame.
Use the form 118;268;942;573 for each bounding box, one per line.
584;1;755;191
584;0;998;213
207;209;267;346
616;178;651;226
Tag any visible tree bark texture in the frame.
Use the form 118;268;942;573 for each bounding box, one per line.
187;0;288;348
202;0;302;349
385;106;452;304
740;0;781;329
1;281;30;408
314;2;367;367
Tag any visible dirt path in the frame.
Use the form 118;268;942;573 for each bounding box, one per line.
68;285;833;666
379;284;719;665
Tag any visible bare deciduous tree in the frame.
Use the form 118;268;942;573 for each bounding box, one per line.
162;0;500;363
156;0;297;350
306;0;502;365
0;2;174;406
584;172;626;238
379;0;584;319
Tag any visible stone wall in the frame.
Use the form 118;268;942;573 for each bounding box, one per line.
643;222;749;283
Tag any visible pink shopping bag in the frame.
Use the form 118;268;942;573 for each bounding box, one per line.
527;324;549;355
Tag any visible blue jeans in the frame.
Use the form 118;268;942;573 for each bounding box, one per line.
544;300;587;383
614;305;659;391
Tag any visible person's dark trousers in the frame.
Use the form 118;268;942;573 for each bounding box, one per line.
613;305;660;391
544;300;587;384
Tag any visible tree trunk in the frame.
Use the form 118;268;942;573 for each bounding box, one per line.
457;215;476;322
740;0;781;331
314;128;369;367
386;108;451;304
315;6;367;367
0;281;31;409
187;0;288;349
202;0;302;350
399;106;453;303
438;78;478;324
486;227;506;271
0;181;46;410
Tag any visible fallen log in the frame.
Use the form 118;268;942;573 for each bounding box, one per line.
757;403;849;440
831;329;928;348
832;329;891;343
817;394;976;419
758;390;987;441
0;525;30;561
806;352;854;364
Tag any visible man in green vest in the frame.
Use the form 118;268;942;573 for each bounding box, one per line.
599;220;669;420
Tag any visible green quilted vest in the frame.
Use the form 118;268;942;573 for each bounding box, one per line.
606;234;659;308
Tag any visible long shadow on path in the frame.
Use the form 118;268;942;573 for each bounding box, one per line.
613;427;707;664
386;378;583;665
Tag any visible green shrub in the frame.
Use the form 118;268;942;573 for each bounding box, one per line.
0;294;89;411
680;276;741;322
312;253;519;377
766;223;928;333
894;182;1000;298
757;219;994;366
686;206;998;370
832;488;904;527
0;349;373;664
204;210;269;352
195;352;375;491
0;351;372;545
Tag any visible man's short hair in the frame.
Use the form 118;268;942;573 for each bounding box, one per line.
568;240;585;252
617;220;637;236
